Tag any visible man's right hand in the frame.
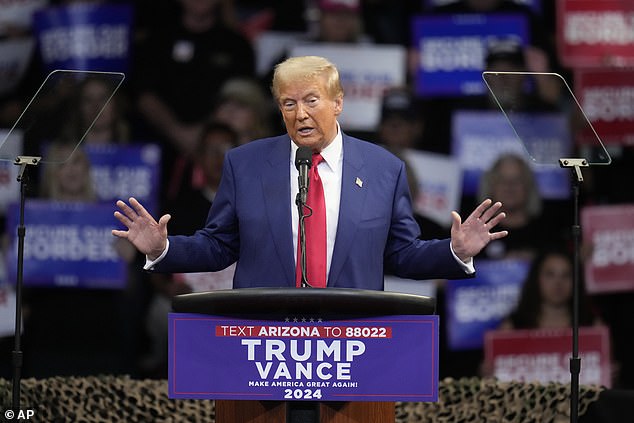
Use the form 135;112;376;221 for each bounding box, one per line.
112;197;171;260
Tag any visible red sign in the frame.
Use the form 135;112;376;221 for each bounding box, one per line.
557;0;634;68
484;326;612;387
575;68;634;146
582;204;634;294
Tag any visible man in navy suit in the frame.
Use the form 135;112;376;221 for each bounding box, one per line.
113;56;508;290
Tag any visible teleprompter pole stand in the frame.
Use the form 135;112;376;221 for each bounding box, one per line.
559;157;588;423
11;155;41;412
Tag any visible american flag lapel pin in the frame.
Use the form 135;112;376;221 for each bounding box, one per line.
355;177;363;188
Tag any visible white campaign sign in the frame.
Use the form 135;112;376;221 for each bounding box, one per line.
404;149;462;227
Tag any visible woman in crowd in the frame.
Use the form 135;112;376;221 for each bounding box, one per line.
476;153;559;261
499;247;601;330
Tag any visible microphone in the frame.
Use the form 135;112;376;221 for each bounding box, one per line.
295;146;312;205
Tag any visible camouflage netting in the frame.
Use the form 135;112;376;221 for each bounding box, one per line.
397;377;602;423
0;376;602;422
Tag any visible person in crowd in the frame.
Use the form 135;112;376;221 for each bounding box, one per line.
38;143;97;201
480;37;561;111
59;75;131;146
211;77;276;146
113;55;508;291
166;121;240;235
476;153;558;261
361;0;425;46
499;247;601;330
377;86;425;153
132;0;255;207
376;86;448;241
313;0;370;44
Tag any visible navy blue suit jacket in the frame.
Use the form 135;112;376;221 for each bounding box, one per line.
156;133;469;290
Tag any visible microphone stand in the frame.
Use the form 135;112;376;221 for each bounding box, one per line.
559;157;588;423
11;155;41;412
296;191;313;288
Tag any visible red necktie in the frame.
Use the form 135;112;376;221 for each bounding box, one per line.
296;153;327;288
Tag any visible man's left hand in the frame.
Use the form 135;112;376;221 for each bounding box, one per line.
450;199;508;262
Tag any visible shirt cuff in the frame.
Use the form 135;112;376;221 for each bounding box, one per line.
450;241;475;274
143;239;170;270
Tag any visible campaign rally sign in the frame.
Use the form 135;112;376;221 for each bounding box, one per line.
575;68;634;146
5;200;127;289
558;0;634;68
451;110;571;199
404;149;462;227
169;313;439;402
485;326;612;387
85;143;161;216
445;259;530;350
582;204;634;294
412;14;528;97
290;43;406;131
33;2;134;73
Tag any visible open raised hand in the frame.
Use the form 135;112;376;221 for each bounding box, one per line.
112;197;171;260
450;199;508;262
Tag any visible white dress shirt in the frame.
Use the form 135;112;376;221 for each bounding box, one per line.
290;127;343;280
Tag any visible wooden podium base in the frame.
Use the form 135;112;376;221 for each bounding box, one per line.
215;400;395;423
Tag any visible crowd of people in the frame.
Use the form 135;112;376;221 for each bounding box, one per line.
0;0;633;390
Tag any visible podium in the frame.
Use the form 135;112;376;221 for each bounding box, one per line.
171;287;438;423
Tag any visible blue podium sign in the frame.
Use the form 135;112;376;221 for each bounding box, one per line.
168;313;439;402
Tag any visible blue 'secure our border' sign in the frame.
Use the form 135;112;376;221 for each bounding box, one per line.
33;3;133;73
445;259;530;350
85;143;161;216
6;200;127;289
412;13;528;97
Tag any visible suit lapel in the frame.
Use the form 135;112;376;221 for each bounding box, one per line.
328;135;367;286
261;135;295;287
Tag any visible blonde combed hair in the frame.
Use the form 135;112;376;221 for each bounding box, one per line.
271;56;343;102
